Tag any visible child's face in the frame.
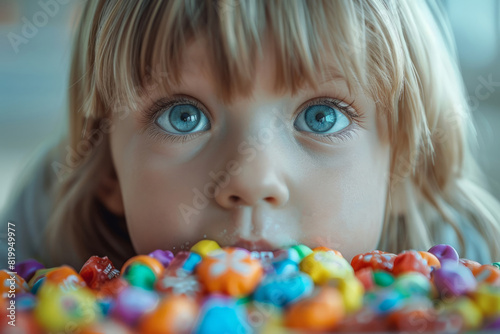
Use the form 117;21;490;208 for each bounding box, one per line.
107;37;391;260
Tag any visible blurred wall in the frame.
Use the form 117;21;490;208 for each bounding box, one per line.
0;0;499;212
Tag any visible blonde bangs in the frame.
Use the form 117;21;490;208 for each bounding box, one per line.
83;0;408;115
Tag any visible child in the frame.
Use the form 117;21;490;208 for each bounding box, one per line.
2;0;500;270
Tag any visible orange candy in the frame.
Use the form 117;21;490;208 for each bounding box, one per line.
472;264;500;286
196;247;263;297
460;258;482;272
138;295;199;334
312;247;343;258
0;270;29;297
121;255;164;277
418;251;441;269
285;286;345;332
45;265;87;292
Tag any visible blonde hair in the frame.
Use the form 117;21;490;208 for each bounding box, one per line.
43;0;500;268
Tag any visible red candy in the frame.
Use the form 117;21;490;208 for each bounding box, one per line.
95;277;129;298
392;251;431;278
79;256;120;290
351;250;396;273
354;267;375;291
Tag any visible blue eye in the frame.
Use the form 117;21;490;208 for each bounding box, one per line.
156;104;210;134
294;104;350;135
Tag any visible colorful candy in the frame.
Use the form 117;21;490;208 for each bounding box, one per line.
112;286;159;326
148;249;174;268
193;295;252;333
34;281;99;332
190;239;221;258
79;256;120;290
299;250;353;284
253;271;313;307
428;244;459;264
392;250;431;278
4;242;500;333
15;259;45;282
351;250;396;273
433;260;477;298
196;247;263;297
284;286;345;331
138;294;199;334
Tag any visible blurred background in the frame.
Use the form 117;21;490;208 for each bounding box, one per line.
0;0;499;213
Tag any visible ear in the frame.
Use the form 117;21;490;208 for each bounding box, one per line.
97;167;125;216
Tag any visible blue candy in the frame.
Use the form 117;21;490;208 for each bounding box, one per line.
253;272;313;307
182;252;203;273
15;292;37;311
272;259;298;276
364;288;404;314
193;295;252;334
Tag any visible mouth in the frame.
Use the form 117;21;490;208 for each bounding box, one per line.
231;238;279;252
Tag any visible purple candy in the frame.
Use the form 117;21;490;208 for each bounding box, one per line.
428;244;459;264
14;259;45;282
148;249;174;268
112;286;159;325
432;260;477;298
483;317;500;330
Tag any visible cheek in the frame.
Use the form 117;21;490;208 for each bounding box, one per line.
123;148;213;253
299;134;390;260
111;118;210;253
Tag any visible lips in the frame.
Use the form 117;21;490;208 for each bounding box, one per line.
232;238;279;252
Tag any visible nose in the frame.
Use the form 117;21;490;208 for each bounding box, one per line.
214;147;290;209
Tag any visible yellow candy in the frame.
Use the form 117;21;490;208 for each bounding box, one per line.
441;297;483;330
34;281;99;332
299;251;353;285
190;239;221;258
336;277;364;313
471;283;500;318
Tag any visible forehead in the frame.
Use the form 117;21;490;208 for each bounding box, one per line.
167;35;351;102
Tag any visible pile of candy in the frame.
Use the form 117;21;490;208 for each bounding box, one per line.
2;241;500;333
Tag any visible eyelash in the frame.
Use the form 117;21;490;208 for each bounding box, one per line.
299;97;365;144
140;95;365;145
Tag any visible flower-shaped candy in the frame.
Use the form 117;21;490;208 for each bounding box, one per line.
196;247;263;297
155;268;202;298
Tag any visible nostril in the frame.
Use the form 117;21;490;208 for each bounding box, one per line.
229;195;240;203
264;197;277;206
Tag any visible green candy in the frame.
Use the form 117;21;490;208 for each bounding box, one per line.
290;245;313;262
236;296;252;305
373;271;395;287
123;263;157;290
393;272;431;298
492;262;500;270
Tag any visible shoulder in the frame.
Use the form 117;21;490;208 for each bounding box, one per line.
0;133;66;263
